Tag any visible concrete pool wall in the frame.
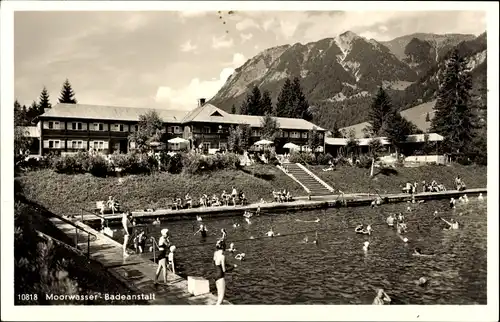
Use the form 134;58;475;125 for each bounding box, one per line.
80;188;487;226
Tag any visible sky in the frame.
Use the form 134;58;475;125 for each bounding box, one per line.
14;9;486;111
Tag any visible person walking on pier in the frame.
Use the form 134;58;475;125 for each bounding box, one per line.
154;229;170;285
122;212;133;257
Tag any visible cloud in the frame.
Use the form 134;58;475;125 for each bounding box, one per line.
177;11;209;18
212;35;234;49
262;18;275;31
378;25;388;32
235;18;260;31
231;53;246;67
155;68;234;110
279;20;300;39
240;32;253;43
180;40;197;52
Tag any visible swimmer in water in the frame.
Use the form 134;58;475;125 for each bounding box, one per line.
302;235;309;243
363;241;370;252
235;253;246;261
398;212;405;222
450;198;456;209
232;223;240;228
478;193;484;201
416;277;428;286
397;222;407;234
412;247;434;257
463;194;469;203
152;217;161;225
243;211;253;219
386;214;395;227
407;206;412;212
354;224;364;233
220;228;227;241
245;217;251;225
296;218;320;223
373;289;391;305
441;218;459;230
365;225;373;235
256;206;261;216
313;231;319;245
228;243;236;252
196;215;202;221
194;224;208;237
433;210;439;217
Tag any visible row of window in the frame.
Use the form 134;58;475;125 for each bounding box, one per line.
45;121;323;138
45;140;107;150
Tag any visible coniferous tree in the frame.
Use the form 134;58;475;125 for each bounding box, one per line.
291;77;311;121
425;112;430;122
231;104;236;114
38;87;52;115
261;90;274;115
58;79;77;104
430;48;476;156
239;99;249;115
367;87;393;136
14;100;23;126
26;101;39;124
276;78;293;117
247;86;262;115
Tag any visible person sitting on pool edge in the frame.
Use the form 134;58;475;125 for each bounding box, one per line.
373;289;391;305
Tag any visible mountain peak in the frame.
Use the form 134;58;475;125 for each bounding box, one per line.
339;30;359;40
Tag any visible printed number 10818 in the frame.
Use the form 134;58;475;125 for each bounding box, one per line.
17;294;38;301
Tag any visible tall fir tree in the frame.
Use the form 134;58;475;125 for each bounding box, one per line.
26;101;39;124
58;79;78;104
425;112;430;122
14;100;23;126
261;90;274;115
368;87;393;136
231;104;236;114
247;86;262;115
276;78;293;117
291;77;311;121
38;86;52;115
430;48;476;156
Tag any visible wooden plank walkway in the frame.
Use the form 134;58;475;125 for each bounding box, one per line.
79;188;487;224
48;215;231;305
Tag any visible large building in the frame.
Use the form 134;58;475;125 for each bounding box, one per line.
34;99;326;156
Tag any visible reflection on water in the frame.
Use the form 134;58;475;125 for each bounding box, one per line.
111;199;487;304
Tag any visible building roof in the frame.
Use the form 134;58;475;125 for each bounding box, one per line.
340;100;437;139
40;103;189;123
39;103;325;131
325;134;442;146
17;126;40;138
182;103;325;131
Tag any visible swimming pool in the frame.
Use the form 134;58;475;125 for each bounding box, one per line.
108;198;487;304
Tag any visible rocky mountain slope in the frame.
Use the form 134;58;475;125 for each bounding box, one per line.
209;31;486;130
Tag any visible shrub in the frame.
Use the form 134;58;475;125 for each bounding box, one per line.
111;153;152;175
87;154;111;177
356;155;372;169
52;154;85;174
317;153;333;165
289;151;315;164
182;152;240;174
167;153;183;174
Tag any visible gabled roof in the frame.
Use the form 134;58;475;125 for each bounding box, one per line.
183;103;325;131
406;133;444;142
40;103;189;123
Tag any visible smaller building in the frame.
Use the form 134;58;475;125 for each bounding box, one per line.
16;125;41;156
325;133;444;157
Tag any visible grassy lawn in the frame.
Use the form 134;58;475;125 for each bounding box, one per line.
309;164;487;195
14;197;148;305
16;164;305;216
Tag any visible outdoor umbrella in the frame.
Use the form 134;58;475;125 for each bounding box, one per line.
254;139;274;146
168;137;189;144
283;142;300;150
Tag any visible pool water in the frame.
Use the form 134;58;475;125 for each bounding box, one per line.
109;198;487;305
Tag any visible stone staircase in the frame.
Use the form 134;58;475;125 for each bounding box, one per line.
286;163;334;196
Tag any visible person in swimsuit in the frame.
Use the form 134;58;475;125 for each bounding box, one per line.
213;240;236;305
442;218;459;230
266;228;275;237
228;243;236;252
413;247;434;257
235;253;245;260
220;228;227;241
355;224;364;233
122;212;133;257
386;214;395;227
194;224;208;237
154;229;170;285
373;288;391;305
168;245;176;274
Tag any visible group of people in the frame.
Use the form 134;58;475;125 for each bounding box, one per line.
454;176;467;191
421;180;447;193
272;189;293;203
172;188;248;210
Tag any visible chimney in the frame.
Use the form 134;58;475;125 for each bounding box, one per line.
198;98;206;107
